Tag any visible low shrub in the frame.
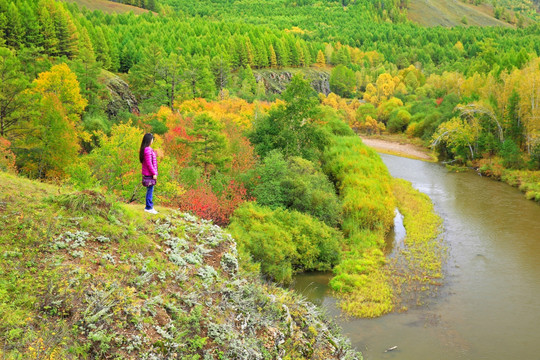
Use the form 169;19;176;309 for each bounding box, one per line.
50;190;113;217
179;180;251;226
253;151;342;227
228;202;342;283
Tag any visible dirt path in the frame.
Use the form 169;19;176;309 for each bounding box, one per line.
360;137;435;161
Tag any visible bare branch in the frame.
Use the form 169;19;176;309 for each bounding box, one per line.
456;103;504;142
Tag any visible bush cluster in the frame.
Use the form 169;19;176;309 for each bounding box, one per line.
228;202;342;283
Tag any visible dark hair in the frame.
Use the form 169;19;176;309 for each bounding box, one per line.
139;133;154;163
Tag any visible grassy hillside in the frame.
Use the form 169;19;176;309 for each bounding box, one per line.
63;0;151;14
0;171;360;359
408;0;513;27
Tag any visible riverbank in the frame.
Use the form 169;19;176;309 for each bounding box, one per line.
361;135;540;203
475;157;540;203
360;135;436;162
295;153;540;360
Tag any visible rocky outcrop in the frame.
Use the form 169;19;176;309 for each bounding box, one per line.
100;70;140;118
0;171;362;359
254;68;331;95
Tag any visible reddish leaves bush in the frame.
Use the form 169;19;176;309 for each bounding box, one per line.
179;180;253;227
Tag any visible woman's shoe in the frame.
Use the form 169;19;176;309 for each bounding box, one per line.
144;208;158;214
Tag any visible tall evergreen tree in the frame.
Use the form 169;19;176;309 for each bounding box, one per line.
158;51;186;111
316;50;326;67
129;44;164;102
187;113;230;174
5;3;24;49
184;55;215;99
0;47;33;137
211;54;231;93
93;27;111;70
70;28;102;114
269;44;278;68
504;90;523;147
38;5;58;56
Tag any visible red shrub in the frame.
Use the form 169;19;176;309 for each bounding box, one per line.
179;180;253;226
0;137;17;173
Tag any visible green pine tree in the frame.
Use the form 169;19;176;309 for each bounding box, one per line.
0;47;34;137
269;44;277;68
93;27;112;70
187;113;230;174
158;51;186;111
184;55;216;99
38;5;58;56
5;3;24;49
211;54;231;92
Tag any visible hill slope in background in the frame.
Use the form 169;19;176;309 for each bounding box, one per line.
0;172;360;359
63;0;150;14
408;0;513;27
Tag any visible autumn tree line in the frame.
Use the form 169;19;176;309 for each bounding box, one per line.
0;0;539;185
0;0;538;323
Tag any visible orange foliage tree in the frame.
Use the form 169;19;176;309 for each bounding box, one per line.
0;137;17;173
161;98;261;224
175;98;271;131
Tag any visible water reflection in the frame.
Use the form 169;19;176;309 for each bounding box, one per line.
292;154;540;360
384;208;406;256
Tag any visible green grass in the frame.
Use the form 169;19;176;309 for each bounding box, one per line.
321;135;397;317
475;157;540;202
0;171;360;359
64;0;151;15
390;179;445;310
318;136;444;317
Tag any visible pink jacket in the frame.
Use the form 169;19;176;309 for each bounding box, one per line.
142;147;158;176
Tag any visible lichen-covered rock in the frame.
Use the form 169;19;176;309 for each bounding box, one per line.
100;70;140;118
0;174;361;359
254;68;331;95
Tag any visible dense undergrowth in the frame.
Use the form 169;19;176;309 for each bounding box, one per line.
322;134;397;317
228;203;342;284
475;157;540;202
0;172;361;359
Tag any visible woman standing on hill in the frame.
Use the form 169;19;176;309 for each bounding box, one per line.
140;133;158;214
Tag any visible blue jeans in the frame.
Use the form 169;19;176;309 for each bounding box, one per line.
145;185;154;210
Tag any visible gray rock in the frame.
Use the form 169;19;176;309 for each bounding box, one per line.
254;68;331;95
102;71;140;118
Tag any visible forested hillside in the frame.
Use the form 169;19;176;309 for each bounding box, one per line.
1;0;540;357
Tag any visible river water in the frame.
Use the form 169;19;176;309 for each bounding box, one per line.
292;154;540;360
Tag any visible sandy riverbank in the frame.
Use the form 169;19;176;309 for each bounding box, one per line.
360;136;435;161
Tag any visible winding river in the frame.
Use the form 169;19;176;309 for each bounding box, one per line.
293;154;540;360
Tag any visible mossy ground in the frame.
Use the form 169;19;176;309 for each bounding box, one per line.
0;171;360;359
